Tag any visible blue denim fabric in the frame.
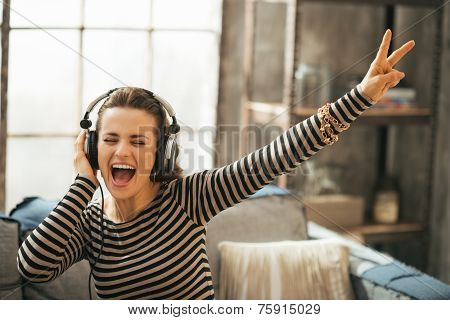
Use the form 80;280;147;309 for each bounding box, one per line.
250;184;289;199
9;197;59;232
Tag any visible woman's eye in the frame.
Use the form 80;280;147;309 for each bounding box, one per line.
102;139;144;145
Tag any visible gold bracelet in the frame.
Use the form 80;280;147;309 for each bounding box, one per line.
318;104;336;145
318;103;340;145
318;102;352;145
319;103;350;132
318;118;337;145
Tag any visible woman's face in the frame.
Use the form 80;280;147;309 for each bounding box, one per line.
97;107;159;200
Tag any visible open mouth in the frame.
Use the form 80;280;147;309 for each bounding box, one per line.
111;165;136;187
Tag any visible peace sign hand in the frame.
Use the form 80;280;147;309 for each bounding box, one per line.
359;29;415;104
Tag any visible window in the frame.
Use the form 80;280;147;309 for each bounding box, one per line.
2;0;222;212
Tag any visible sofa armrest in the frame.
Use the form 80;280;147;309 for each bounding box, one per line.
0;216;24;300
350;275;410;300
307;221;450;300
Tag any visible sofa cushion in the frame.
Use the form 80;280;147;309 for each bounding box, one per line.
206;195;308;294
0;215;23;300
217;239;354;299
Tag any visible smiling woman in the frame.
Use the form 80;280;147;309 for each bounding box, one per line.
15;29;416;300
98;108;159;191
16;84;376;300
93;88;183;220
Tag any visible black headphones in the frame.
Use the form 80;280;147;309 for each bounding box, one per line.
79;87;180;182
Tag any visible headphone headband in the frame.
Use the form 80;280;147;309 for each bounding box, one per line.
80;87;179;132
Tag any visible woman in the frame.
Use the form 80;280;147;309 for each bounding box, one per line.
17;29;415;299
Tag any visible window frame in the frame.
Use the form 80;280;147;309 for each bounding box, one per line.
0;0;222;212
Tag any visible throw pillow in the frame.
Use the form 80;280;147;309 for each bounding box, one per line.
217;239;354;300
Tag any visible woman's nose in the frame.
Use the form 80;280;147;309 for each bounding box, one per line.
114;141;132;157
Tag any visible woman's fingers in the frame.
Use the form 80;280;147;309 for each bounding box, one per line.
374;29;392;64
379;69;405;86
382;83;390;95
75;130;86;155
387;40;415;67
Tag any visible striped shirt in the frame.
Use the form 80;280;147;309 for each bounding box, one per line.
17;85;374;299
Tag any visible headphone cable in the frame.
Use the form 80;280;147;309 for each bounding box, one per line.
88;182;105;300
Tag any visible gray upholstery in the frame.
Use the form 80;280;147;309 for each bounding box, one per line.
0;217;23;300
206;195;308;294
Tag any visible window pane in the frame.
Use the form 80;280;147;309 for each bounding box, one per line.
178;129;214;175
6;137;76;213
8;30;80;135
84;0;151;28
151;31;219;130
82;30;150;123
10;0;81;28
153;0;222;31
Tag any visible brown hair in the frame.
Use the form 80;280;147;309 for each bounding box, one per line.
95;87;183;184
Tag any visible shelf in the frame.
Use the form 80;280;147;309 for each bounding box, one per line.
334;222;425;244
292;106;431;125
246;101;290;127
247;101;287;115
301;0;443;7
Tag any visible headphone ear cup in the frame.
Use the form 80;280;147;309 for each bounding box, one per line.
151;132;165;179
160;134;168;175
86;130;99;170
151;127;178;181
166;140;177;173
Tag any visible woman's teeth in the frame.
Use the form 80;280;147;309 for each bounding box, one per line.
112;164;135;170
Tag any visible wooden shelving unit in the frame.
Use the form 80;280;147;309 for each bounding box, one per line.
239;0;445;267
247;102;432;126
292;106;432;125
239;0;442;166
336;222;425;244
301;0;442;6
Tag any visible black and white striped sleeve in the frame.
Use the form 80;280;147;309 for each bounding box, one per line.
17;174;98;282
172;85;375;226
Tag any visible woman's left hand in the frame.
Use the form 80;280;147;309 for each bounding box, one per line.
359;29;415;104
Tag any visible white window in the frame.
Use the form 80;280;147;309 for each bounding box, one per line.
5;0;222;212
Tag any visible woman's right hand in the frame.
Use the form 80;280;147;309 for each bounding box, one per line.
74;130;99;186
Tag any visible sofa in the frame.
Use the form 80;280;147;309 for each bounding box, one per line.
1;188;449;300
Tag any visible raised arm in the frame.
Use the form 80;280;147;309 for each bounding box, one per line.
171;85;373;226
171;29;415;226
